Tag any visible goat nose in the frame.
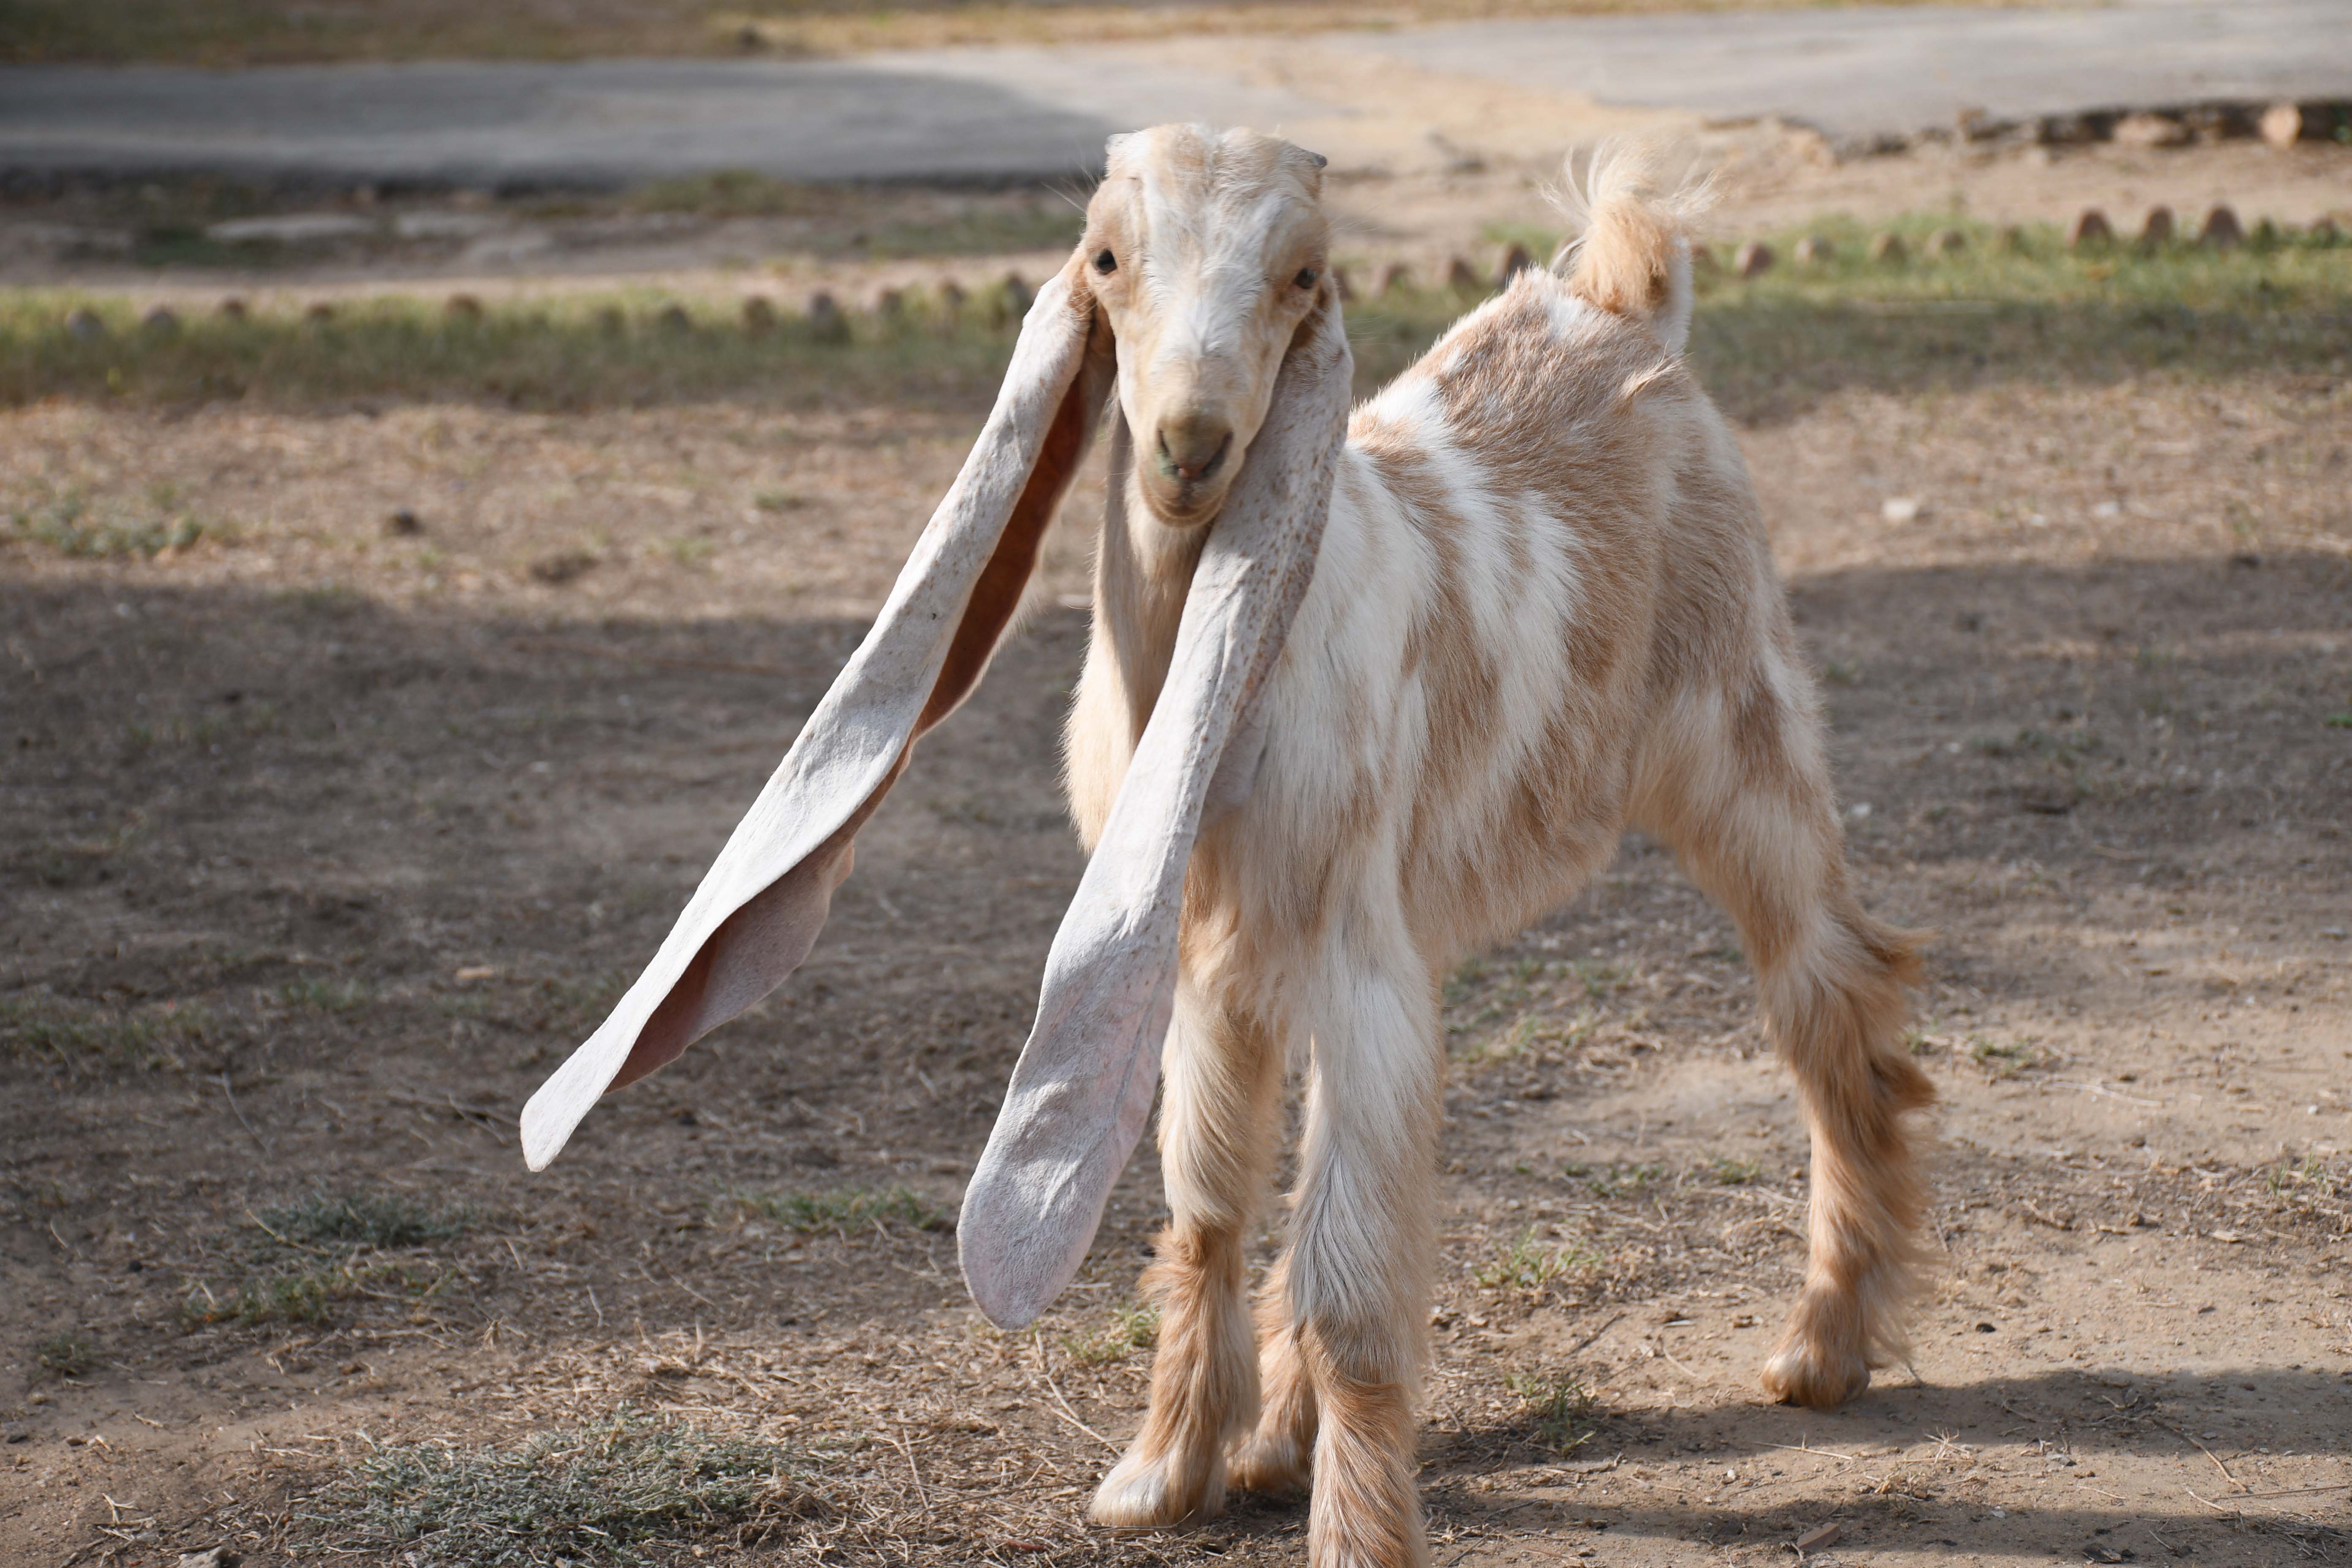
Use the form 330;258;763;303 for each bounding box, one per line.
1155;414;1233;484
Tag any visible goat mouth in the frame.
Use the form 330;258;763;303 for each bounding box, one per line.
1140;472;1231;528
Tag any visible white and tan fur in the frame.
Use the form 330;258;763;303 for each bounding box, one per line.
1067;129;1933;1566
523;121;1934;1568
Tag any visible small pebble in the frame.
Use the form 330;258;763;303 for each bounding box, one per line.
2259;101;2304;150
2200;204;2243;248
1881;496;1923;525
2138;205;2175;249
2111;112;2189;149
386;508;424;537
1734;240;1773;279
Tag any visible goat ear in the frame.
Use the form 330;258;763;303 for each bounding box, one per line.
520;252;1113;1172
958;295;1354;1329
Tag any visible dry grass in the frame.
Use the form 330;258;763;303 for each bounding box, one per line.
298;1409;832;1565
0;0;2039;67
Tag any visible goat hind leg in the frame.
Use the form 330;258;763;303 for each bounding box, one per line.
1755;891;1932;1407
1090;977;1283;1527
1641;690;1933;1409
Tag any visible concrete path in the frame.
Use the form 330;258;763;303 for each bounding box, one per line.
0;0;2344;188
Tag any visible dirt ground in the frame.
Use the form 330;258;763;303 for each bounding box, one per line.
4;133;2350;1568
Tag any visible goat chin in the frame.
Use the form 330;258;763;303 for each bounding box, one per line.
1067;152;1929;1566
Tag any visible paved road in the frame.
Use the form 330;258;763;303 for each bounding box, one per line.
0;0;2343;188
1342;0;2352;142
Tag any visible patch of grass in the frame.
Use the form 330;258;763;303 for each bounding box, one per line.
1059;1301;1160;1367
1473;1229;1601;1294
1706;1155;1765;1186
1569;959;1634;999
724;1185;947;1236
278;976;373;1013
12;220;2347;416
301;1408;828;1566
1505;1368;1597;1452
257;1190;470;1249
5;490;218;558
0;995;222;1073
1562;1160;1663;1199
180;1264;349;1327
1968;1034;2053;1080
0;291;1025;414
1685;214;2352;422
34;1330;98;1380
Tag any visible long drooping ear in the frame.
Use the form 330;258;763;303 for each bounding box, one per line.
958;295;1354;1329
520;254;1113;1172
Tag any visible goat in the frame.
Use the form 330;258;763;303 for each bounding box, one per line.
519;125;1935;1568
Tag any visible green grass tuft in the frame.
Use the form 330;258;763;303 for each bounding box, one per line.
302;1408;829;1566
0;995;222;1073
1505;1368;1598;1453
1473;1229;1602;1294
724;1185;947;1236
34;1330;98;1380
257;1189;469;1248
1059;1301;1160;1367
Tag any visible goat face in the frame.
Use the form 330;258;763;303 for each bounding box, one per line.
1083;124;1333;528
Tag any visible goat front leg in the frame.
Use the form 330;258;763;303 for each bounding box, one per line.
1266;926;1440;1568
1090;975;1284;1527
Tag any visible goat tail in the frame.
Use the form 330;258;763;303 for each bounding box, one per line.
1552;141;1714;357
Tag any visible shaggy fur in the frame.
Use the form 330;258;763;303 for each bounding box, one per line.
1067;128;1933;1568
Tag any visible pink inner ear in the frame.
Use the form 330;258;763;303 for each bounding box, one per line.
608;831;855;1092
519;259;1110;1174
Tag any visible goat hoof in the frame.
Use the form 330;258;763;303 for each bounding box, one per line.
1759;1338;1871;1409
1089;1444;1226;1528
1226;1430;1311;1496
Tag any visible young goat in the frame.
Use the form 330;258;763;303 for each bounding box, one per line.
521;125;1933;1568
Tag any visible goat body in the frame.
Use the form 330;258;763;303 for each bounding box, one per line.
519;124;1932;1568
1070;154;1931;1564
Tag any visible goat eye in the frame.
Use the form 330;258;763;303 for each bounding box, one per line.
1293;267;1318;289
1094;249;1117;275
